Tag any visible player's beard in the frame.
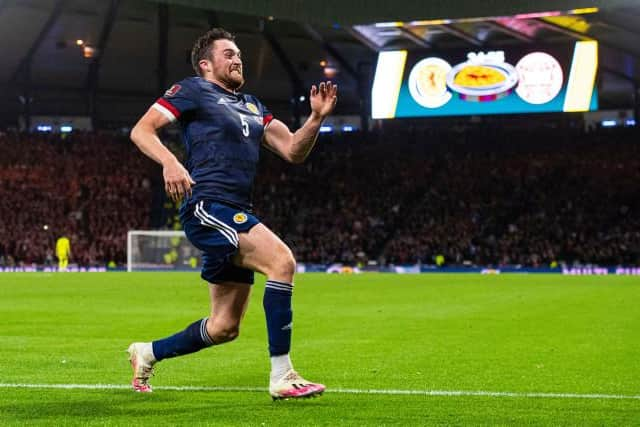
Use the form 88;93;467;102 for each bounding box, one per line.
227;70;245;90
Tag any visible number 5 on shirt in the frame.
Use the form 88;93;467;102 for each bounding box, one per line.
239;113;250;137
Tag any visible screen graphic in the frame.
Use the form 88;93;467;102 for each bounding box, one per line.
371;41;598;118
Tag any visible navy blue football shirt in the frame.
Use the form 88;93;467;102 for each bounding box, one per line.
153;77;273;211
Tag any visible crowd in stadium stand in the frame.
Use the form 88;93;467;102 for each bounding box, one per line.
378;126;640;267
254;125;640;268
0;131;156;267
0;124;638;268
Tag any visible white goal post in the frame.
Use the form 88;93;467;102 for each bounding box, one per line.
126;230;201;272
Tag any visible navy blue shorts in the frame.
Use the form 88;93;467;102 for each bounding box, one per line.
180;200;260;284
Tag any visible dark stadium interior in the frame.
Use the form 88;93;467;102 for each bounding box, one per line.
1;0;640;127
1;0;639;269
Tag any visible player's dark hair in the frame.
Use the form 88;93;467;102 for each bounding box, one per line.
191;28;235;76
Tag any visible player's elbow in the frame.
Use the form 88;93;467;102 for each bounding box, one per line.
129;123;155;150
288;152;307;164
129;124;143;145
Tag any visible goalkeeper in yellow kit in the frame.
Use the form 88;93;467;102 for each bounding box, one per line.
55;236;71;271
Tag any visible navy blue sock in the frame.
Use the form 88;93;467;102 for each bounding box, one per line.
152;318;214;361
263;280;293;356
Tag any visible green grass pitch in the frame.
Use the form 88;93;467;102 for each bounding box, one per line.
0;273;639;425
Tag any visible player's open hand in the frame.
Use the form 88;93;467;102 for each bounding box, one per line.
310;81;338;118
163;159;195;202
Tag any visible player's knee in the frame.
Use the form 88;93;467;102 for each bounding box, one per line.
271;248;296;280
207;321;239;344
217;327;239;343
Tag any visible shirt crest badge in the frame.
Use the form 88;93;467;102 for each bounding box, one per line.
245;102;259;115
233;213;248;224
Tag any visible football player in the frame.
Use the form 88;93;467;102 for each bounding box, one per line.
127;28;337;400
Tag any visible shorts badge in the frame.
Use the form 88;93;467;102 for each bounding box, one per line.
233;213;248;224
245;102;259;115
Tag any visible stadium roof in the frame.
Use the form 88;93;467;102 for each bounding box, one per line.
154;0;636;26
0;0;639;128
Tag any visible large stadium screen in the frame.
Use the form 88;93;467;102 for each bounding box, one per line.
371;41;598;118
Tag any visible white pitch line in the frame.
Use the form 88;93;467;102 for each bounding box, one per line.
0;383;638;400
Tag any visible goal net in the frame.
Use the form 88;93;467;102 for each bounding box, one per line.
127;230;201;272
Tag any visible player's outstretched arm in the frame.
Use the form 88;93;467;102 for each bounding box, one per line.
263;81;338;164
130;108;195;202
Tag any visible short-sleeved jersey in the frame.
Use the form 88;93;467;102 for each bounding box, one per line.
152;77;273;211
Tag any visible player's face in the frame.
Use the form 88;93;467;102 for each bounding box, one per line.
209;39;244;90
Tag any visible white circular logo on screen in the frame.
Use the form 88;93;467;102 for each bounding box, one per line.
408;57;453;108
515;52;563;105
